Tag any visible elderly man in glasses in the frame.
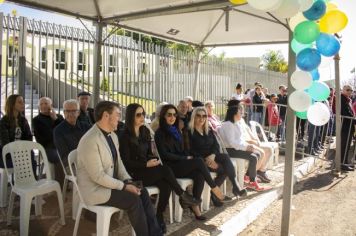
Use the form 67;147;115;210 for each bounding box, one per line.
340;85;355;171
53;99;91;187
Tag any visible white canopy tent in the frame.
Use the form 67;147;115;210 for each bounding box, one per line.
6;1;304;235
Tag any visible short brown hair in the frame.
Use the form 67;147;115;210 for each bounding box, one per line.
94;101;120;122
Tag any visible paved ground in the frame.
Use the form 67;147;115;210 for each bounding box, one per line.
240;160;356;236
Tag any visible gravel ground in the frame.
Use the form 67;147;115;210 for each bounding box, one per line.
240;161;356;236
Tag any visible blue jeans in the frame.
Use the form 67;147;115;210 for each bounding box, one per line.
252;112;263;124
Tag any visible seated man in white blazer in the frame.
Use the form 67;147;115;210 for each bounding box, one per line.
76;101;162;236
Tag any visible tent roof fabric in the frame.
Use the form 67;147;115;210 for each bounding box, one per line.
7;0;289;46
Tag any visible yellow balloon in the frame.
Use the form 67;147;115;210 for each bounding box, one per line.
326;2;338;12
229;0;247;5
0;0;5;3
319;9;348;34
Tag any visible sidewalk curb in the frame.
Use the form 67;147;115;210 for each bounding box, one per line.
218;156;321;236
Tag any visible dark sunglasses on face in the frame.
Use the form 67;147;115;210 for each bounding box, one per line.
135;112;146;118
166;112;178;118
196;114;207;119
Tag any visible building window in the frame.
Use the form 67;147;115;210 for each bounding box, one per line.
55;48;66;70
41;47;47;69
78;51;86;71
109;55;116;73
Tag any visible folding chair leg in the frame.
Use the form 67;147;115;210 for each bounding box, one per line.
0;171;9;207
7;191;15;225
55;187;65;225
20;197;32;236
97;211;113;236
73;206;83;236
62;178;68;201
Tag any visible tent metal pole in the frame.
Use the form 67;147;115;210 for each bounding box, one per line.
334;53;341;173
280;29;296;236
92;22;103;107
193;47;203;100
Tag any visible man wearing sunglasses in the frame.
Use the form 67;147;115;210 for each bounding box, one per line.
340;85;355;171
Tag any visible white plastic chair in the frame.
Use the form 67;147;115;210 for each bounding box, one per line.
0;167;13;207
3;141;65;236
201;172;227;211
68;150;135;236
249;120;279;167
146;186;173;224
173;178;194;222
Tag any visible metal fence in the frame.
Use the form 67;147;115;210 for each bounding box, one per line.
0;13;287;121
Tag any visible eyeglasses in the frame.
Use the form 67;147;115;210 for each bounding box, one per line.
196;114;207;119
166;112;178;118
64;109;79;114
135;112;146;118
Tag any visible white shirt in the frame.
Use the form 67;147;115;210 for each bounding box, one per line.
218;120;249;151
231;93;245;101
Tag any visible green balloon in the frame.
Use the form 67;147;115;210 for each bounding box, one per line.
308;81;330;101
294;21;320;44
291;38;312;55
295;111;307;119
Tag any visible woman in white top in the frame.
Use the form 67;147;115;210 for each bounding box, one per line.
218;103;271;191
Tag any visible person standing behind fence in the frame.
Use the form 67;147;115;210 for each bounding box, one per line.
77;91;95;127
277;85;287;140
252;86;266;124
0;94;35;171
231;83;245;101
267;94;281;136
340;85;355;171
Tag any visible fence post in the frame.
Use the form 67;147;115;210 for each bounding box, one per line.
17;16;27;99
154;47;160;105
193;47;202;100
0;13;3;114
92;22;104;107
334;53;341;173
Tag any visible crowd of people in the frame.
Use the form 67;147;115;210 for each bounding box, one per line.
0;81;355;235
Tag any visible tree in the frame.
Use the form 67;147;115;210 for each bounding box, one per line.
260;50;288;73
100;77;110;92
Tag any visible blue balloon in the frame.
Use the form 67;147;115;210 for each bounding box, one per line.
310;69;320;81
297;48;321;72
303;0;326;21
316;33;340;57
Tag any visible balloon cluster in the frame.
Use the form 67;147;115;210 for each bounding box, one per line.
235;0;348;126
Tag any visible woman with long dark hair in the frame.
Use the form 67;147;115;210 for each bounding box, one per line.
119;103;200;232
155;104;224;220
188;107;247;206
0;94;34;169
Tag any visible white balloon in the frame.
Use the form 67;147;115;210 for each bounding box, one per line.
289;90;312;112
289;12;307;31
272;0;300;18
247;0;283;12
291;70;313;90
298;0;314;12
307;102;331;126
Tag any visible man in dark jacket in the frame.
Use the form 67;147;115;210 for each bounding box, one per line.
53;99;90;187
340;85;355;171
33;97;64;181
77;91;95;126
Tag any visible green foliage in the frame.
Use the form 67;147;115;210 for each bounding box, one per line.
100;77;110;92
260;50;288;74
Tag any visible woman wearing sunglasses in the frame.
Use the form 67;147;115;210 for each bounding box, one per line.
188;106;248;207
119;103;200;233
155;104;225;220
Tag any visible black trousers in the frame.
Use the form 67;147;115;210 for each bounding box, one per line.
208;153;240;190
167;158;216;201
100;187;162;236
132;165;183;215
226;148;259;181
341;128;355;164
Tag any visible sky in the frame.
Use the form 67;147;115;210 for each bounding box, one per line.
0;0;354;83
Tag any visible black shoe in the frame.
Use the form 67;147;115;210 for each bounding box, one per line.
222;196;233;202
233;187;248;197
179;191;201;209
341;165;354;171
257;171;272;183
211;192;224;207
188;206;207;221
156;215;167;234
